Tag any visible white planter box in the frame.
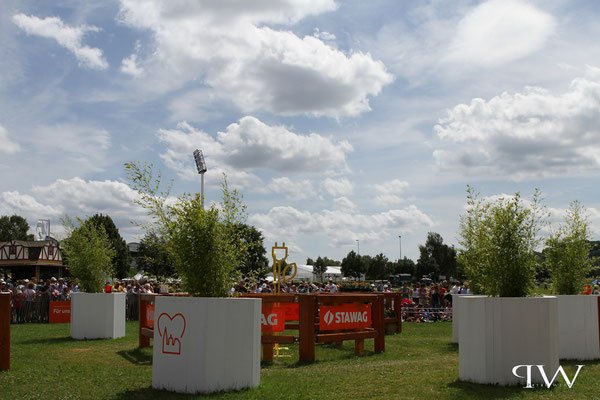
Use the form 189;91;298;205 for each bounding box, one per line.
459;296;558;386
152;296;261;394
550;295;600;360
70;292;126;339
451;294;476;344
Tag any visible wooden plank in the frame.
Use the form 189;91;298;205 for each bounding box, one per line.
141;327;154;338
261;335;295;344
299;294;316;362
0;294;10;371
285;322;319;330
316;331;378;343
241;293;297;303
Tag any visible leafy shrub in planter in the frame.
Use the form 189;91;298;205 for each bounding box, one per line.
457;187;546;297
62;216;115;293
545;200;594;295
126;162;247;297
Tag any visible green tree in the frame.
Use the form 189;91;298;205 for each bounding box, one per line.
62;216;115;293
306;257;315;265
126;161;248;297
396;257;416;276
88;214;131;279
237;224;269;276
137;232;175;277
416;232;457;280
0;215;33;241
313;256;327;281
368;253;388;280
458;186;546;297
322;257;341;266
341;250;366;279
545;201;594;295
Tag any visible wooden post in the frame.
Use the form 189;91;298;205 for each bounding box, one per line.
395;292;402;334
262;343;274;362
0;293;10;371
299;294;315;362
139;296;150;348
354;339;364;355
373;295;385;353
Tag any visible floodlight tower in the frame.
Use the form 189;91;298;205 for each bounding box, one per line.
193;149;207;208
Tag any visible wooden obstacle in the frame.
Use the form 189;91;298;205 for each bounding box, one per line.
381;292;402;334
0;293;10;371
139;292;391;363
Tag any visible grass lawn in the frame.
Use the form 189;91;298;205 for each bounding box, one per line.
2;321;599;399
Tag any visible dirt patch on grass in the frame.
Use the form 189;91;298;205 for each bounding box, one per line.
72;348;91;352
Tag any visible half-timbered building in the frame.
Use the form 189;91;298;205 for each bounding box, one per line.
0;239;63;281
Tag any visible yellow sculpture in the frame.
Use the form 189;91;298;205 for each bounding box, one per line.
271;242;297;294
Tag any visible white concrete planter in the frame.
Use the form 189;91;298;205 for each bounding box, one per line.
152;296;261;394
70;292;126;339
451;294;474;344
459;296;558;386
549;295;600;360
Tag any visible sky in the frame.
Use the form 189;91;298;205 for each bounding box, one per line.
2;0;600;265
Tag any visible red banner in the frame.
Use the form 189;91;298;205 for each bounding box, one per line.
282;302;299;321
49;301;71;323
319;304;371;331
261;306;285;332
146;304;155;329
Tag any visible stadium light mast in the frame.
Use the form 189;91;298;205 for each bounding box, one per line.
193;149;207;208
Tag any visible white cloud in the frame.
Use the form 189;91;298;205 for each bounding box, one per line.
372;179;409;195
0;178;149;240
117;0;393;117
158;116;352;188
322;177;353;197
250;204;433;248
262;177;317;200
12;14;108;70
446;0;555;67
374;194;405;207
121;54;143;77
434;73;600;180
333;196;357;213
0;125;20;154
370;0;555;82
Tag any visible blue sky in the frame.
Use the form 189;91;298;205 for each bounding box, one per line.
2;0;600;265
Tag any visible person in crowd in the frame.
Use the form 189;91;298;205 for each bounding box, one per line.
400;282;411;300
329;280;338;293
412;283;420;304
419;283;428;307
451;281;461;295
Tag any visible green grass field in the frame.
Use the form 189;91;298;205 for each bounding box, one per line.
2;321;600;399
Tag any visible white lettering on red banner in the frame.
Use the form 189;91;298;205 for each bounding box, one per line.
319;304;371;330
261;306;285;332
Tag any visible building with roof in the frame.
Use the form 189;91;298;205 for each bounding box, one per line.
0;239;63;281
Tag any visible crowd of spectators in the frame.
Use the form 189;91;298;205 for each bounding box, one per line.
2;274;470;324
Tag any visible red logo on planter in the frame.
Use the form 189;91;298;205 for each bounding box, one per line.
146;304;155;329
157;313;186;355
319;304;371;331
261;306;285;332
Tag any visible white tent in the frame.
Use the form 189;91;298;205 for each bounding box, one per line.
266;265;343;282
